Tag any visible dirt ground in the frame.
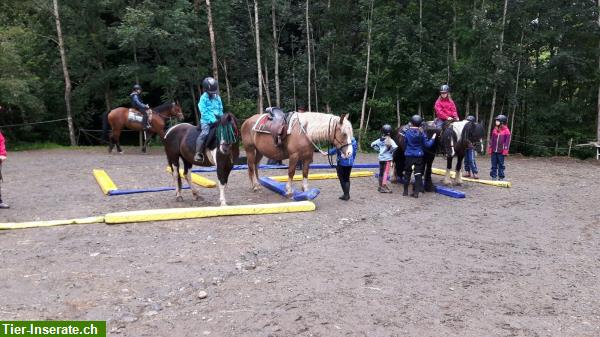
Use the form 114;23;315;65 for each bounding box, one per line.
0;147;599;337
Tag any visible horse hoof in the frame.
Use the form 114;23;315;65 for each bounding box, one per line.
220;202;227;207
118;151;124;155
176;196;183;202
252;186;261;192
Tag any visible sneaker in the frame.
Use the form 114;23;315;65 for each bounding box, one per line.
463;172;472;178
0;202;9;209
383;185;393;193
378;187;386;193
491;177;497;181
498;177;505;181
472;173;479;179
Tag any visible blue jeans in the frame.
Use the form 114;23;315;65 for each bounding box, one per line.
490;152;505;179
464;148;478;174
196;123;212;153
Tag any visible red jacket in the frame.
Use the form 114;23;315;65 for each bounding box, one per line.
434;97;459;121
488;126;511;155
0;131;6;157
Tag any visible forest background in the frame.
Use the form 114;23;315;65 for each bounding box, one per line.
1;0;599;157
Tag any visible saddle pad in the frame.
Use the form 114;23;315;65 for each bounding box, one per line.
252;114;272;134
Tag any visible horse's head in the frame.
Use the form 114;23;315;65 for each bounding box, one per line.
465;120;485;154
331;114;354;159
216;113;239;155
170;101;184;120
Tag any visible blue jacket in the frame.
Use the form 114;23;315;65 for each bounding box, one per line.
198;92;223;125
328;137;358;167
404;127;435;157
130;92;147;112
371;137;397;161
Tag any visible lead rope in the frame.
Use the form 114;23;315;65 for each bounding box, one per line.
295;113;328;155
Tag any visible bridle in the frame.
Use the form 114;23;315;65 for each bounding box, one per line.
326;116;352;167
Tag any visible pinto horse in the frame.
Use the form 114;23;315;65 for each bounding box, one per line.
393;120;484;189
241;112;354;197
163;113;239;205
103;102;184;153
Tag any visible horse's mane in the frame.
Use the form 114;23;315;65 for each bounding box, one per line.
296;112;351;141
153;101;174;113
217;112;239;143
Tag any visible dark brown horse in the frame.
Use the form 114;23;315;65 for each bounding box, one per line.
103;102;184;153
163;113;239;205
241;112;354;196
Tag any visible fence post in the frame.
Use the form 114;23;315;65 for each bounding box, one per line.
568;138;573;157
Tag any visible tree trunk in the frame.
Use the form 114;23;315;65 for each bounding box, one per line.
465;94;470;116
510;29;524;130
254;0;263;113
205;0;219;82
133;45;139;84
396;89;401;128
418;102;422;118
359;0;375;142
221;58;232;105
104;87;112;114
597;0;600;142
190;83;199;125
475;99;479;122
419;0;423;54
311;28;319;112
52;0;76;146
306;0;311;111
452;0;457;63
487;0;508;140
271;0;281;107
292;37;297;111
263;60;272;107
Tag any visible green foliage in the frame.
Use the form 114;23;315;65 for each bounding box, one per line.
0;0;598;155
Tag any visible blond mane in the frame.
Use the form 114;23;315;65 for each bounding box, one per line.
295;112;353;141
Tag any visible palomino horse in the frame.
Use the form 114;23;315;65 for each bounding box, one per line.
241;112;354;196
163;113;239;205
393;120;484;189
103;102;184;153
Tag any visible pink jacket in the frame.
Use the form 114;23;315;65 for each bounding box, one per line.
434;97;459;121
488;126;511;155
0;132;6;157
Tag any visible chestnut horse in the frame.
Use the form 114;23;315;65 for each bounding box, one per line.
241;112;354;196
103;101;184;153
163;113;239;205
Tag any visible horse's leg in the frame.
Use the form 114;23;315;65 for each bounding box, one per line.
183;161;202;201
216;162;232;207
286;156;299;197
301;157;312;192
444;156;453;186
171;161;183;202
113;130;123;154
454;155;464;186
254;151;263;186
245;146;260;191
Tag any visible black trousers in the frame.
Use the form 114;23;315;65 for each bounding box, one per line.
404;156;424;180
336;165;352;184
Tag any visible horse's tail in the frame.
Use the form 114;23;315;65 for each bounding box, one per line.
102;110;110;142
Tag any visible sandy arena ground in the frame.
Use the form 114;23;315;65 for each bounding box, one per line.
0;147;599;336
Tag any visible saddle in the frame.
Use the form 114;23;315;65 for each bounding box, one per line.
253;107;290;147
128;108;153;126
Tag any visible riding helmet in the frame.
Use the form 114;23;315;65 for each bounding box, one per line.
132;84;142;91
495;114;508;124
202;77;219;95
410;114;423;127
466;115;476;123
381;124;393;136
440;84;450;93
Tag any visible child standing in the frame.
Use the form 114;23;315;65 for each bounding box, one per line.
326;136;358;200
463;115;479;179
371;124;397;193
0;130;8;208
403;115;436;198
488;114;511;181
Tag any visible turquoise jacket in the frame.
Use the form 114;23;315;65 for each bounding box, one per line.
198;92;223;125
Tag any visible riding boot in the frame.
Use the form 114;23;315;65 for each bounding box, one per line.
142;114;150;131
194;140;205;162
412;175;422;198
340;181;350;201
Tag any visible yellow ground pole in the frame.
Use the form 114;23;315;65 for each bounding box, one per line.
92;169;118;194
269;171;374;182
165;167;217;188
431;168;511;188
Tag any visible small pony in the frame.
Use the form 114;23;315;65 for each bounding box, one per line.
163;113;240;205
394;120;484;188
